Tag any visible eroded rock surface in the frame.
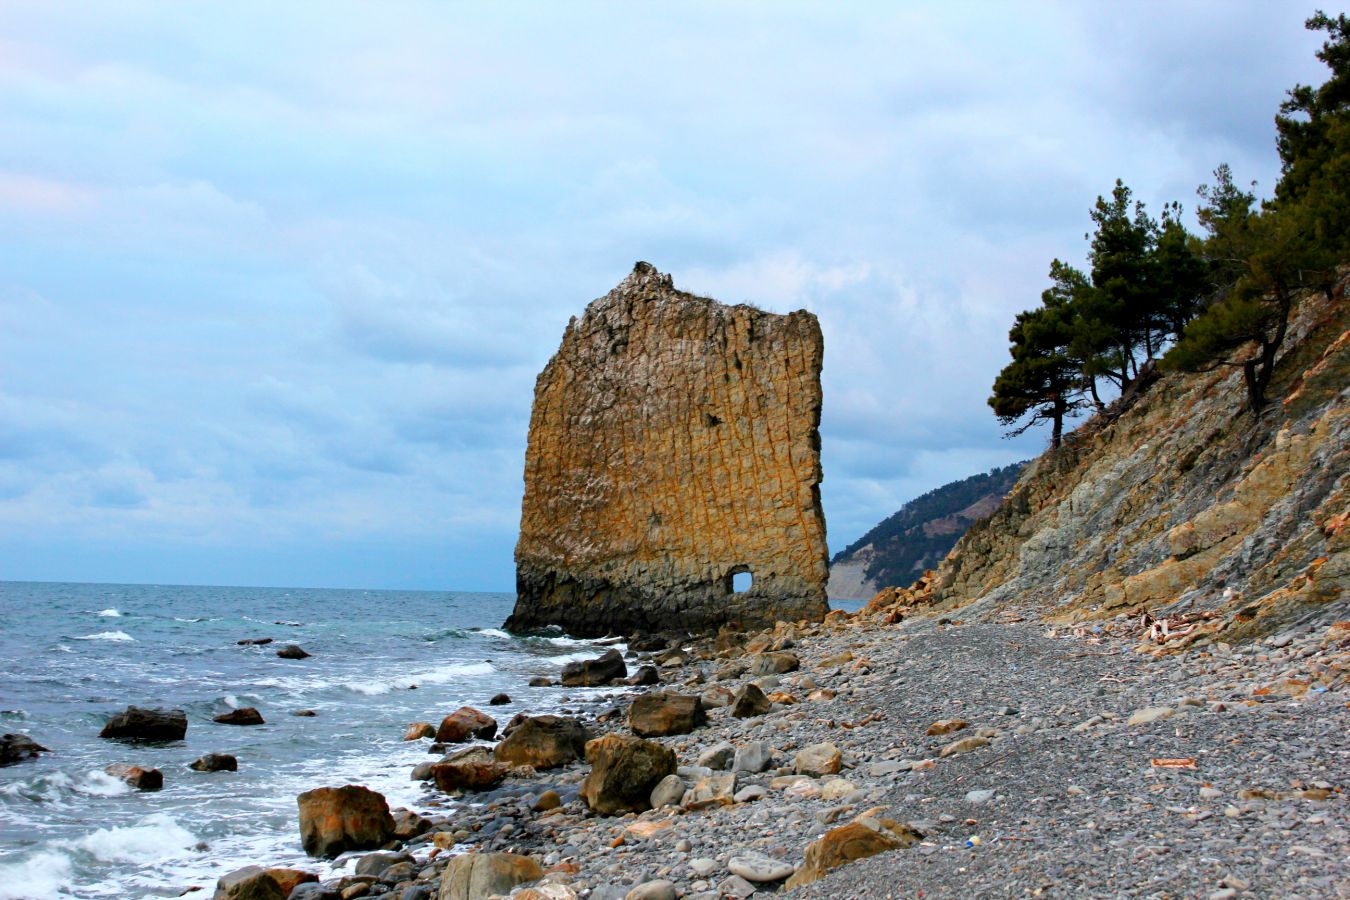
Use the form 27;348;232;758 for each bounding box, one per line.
508;263;829;637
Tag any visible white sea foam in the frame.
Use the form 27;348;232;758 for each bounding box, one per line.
96;608;121;618
549;650;600;666
343;662;494;696
475;628;511;639
73;631;134;642
545;635;590;647
0;850;74;900
78;771;132;798
69;813;198;864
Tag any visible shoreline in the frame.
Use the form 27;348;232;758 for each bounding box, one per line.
219;599;1350;899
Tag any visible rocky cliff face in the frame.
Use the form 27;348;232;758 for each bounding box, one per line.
507;263;829;637
926;279;1348;642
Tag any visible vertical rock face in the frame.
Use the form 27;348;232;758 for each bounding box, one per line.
508;262;829;637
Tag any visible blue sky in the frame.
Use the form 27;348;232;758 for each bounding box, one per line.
0;2;1331;590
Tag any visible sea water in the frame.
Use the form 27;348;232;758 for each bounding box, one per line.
0;581;615;898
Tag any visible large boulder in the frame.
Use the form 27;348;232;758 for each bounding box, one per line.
579;734;676;816
435;707;498;743
213;866;285;900
729;684;771;718
0;733;49;766
493;715;589;769
784;817;923;889
214;707;265;726
628;693;706;737
432;746;508;792
296;785;396;858
99;706;187;741
438;852;543;900
105;763;163;791
559;649;627;687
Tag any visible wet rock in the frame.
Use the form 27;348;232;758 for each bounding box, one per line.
733;741;773;774
784;817;923;889
624;881;676;900
626;666;661;686
213;865;284;900
682;772;737;810
237;638;273;646
437;851;542;900
265;869;319;897
579;733;676;816
354;851;412;878
628;692;706;737
190;753;238;772
99;706;187;741
488;693;511;706
296;785;396;858
214;707;265;726
926;718;968;736
528;677;555;687
410;761;436;781
435;707;497;743
390;808;432;841
559;649;627;687
403;723;435;741
730;684;771;718
727;853;795;882
432;746;508;793
105;763;163;791
276;644;310;659
629;635;669;652
493;715;589;769
0;733;49;766
795;742;842;776
292;709;317;717
750;651;800;675
289;884;341;900
649;773;687;808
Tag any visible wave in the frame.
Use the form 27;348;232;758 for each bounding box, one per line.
0;850;73;900
421;627;470;642
343;661;495;696
72;631;133;642
96;608;121;618
473;628;511;640
68;813;199;864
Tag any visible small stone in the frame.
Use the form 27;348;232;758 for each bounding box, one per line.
1199;786;1223;800
730;684;772;718
402;723;435;741
733;785;766;803
867;760;909;777
649;773;687;809
733;741;773;774
683;772;737;810
624;880;677;900
533;789;562;812
716;875;757;899
529;677;555;687
689;858;719;878
821;779;857;802
214;865;285;900
1127;707;1176;726
938;736;988;757
964;789;994;804
727;853;795;882
795;742;842;776
926;719;968;736
105;764;163;791
696;742;736;770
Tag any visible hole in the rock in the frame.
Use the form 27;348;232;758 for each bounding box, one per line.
730;569;752;594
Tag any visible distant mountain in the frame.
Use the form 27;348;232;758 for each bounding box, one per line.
827;462;1026;599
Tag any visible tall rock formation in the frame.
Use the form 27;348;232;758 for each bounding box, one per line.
507;262;829;637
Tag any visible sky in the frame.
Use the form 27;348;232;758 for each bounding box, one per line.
0;2;1334;591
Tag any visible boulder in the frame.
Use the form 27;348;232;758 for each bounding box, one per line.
733;741;773;774
0;733;49;766
729;684;771;718
648;773;687;809
700;685;734;709
795;742;842;776
288;885;341;900
493;715;589;769
435;707;497;743
276;644;311;660
628;693;706;737
264;869;318;897
624;881;676;900
579;734;676;816
488;693;511;706
403;722;436;741
696;742;735;770
105;763;163;791
784;817;923;889
559;649;627;687
437;852;543;900
354;851;412;877
528;677;555;687
682;772;737;810
749;652;799;675
190;753;238;772
432;746;507;792
296;785;396;858
99;706;187;741
390;807;432;841
214;707;265;727
213;865;284;900
625;666;661;686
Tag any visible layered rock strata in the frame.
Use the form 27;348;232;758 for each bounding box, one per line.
508;262;829;637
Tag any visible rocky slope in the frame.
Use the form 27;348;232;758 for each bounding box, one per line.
827;463;1025;600
509;263;829;638
917;278;1349;642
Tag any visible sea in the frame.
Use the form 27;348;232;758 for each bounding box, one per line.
0;581;626;899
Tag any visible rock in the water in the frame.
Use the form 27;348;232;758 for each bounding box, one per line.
628;692;706;737
435;707;497;743
730;684;771;718
190;753;238;772
623;881;676;900
733;741;773;774
682;772;737;810
727;853;795;883
795;742;842;776
276;644;310;659
626;666;661;686
784;817;923;889
214;707;265;727
292;709;317;717
528;677;555;687
697;742;736;770
437;852;542;900
558;649;627;687
105;763;163;791
264;869;318;897
649;773;687;808
296;785;396;858
0;733;49;766
237;637;273;646
213;865;284;900
579;733;676;816
750;652;799;675
432;746;508;793
493;715;589;769
506;263;829;637
403;722;436;741
99;706;187;741
488;693;511;706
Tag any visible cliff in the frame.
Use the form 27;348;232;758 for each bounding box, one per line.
913;277;1349;642
827;463;1025;599
507;263;829;637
